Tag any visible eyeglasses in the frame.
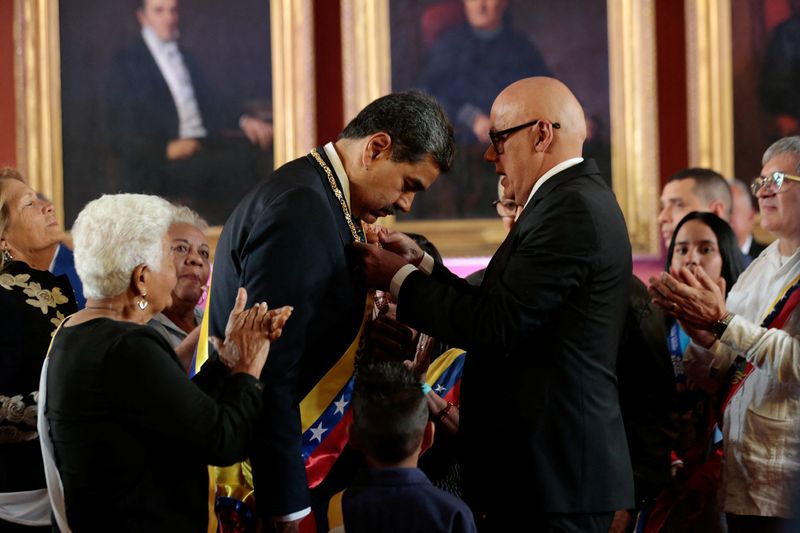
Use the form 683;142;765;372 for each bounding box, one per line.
488;119;560;154
492;199;517;218
750;171;800;195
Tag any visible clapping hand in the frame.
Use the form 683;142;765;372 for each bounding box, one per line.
648;266;727;348
211;288;293;376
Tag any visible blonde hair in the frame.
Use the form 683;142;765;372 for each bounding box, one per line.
0;168;26;271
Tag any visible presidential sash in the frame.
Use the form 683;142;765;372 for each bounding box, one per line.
720;273;800;415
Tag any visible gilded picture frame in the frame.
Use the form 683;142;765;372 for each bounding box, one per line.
341;0;661;256
13;0;315;247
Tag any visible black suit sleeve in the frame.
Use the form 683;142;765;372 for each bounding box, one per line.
104;328;263;466
237;186;342;517
398;191;596;354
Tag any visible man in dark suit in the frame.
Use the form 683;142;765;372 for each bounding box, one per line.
730;178;769;261
209;91;454;532
353;77;633;532
106;0;273;223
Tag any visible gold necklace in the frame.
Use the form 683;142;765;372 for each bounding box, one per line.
310;148;364;243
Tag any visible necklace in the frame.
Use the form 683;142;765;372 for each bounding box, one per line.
310;148;364;243
85;303;117;312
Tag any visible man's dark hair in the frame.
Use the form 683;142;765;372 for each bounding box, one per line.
665;211;744;296
351;362;428;465
667;167;732;219
339;91;455;173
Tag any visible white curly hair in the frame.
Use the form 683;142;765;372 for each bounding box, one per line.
171;205;209;231
72;194;176;299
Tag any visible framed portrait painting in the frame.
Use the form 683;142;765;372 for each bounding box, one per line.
730;0;800;182
342;0;661;256
14;0;315;231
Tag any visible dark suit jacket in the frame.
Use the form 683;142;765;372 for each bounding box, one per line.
342;468;477;533
105;36;223;182
209;150;367;519
748;238;768;262
397;160;634;520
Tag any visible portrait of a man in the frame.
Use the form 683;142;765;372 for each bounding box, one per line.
60;0;273;225
732;0;800;182
389;0;611;220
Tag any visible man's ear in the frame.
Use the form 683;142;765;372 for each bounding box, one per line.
362;132;393;167
420;420;435;454
709;200;728;221
532;122;555;153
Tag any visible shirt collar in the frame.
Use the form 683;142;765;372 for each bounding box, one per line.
323;142;351;211
141;26;178;55
48;243;61;273
740;234;753;255
520;157;584;214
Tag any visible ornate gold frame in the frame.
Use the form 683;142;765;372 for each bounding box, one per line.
341;0;661;256
13;0;316;242
684;0;734;176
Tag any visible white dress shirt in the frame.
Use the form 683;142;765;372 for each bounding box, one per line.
141;27;207;139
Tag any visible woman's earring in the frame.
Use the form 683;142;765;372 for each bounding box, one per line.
1;248;12;264
137;294;148;311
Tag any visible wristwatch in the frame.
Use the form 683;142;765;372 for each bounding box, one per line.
711;312;735;340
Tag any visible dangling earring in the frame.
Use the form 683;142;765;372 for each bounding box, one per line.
1;248;11;264
137;294;148;311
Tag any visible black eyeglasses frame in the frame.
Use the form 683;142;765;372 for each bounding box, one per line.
488;119;560;154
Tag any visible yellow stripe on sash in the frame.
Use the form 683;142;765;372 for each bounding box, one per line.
299;294;374;432
425;348;466;386
195;274;213;374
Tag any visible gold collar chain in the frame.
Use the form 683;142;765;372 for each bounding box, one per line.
310;148;363;243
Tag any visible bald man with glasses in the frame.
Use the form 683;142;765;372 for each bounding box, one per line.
353;77;633;532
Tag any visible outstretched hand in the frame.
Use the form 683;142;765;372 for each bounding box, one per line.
349;242;410;290
366;225;425;266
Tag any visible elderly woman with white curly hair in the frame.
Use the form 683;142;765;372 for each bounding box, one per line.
40;194;292;532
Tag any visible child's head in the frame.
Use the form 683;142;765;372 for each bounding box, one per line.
350;362;433;467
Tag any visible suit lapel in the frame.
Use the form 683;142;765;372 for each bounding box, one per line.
515;159;600;226
483;159;601;284
307;149;357;247
137;37;179;134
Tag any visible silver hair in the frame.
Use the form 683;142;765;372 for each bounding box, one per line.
762;136;800;172
171;205;208;231
72;194;175;299
730;178;754;209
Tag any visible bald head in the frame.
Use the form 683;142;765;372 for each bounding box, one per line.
494;77;586;152
486;77;587;204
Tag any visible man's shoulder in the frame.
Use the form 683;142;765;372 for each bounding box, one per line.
112;35;150;62
219;155;333;238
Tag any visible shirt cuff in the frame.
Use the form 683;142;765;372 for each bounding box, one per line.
418;252;434;274
274;507;311;523
390;264;419;300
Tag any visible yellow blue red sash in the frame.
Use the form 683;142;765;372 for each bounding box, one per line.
721;273;800;413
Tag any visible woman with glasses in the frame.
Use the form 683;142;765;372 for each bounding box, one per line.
649;136;800;533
